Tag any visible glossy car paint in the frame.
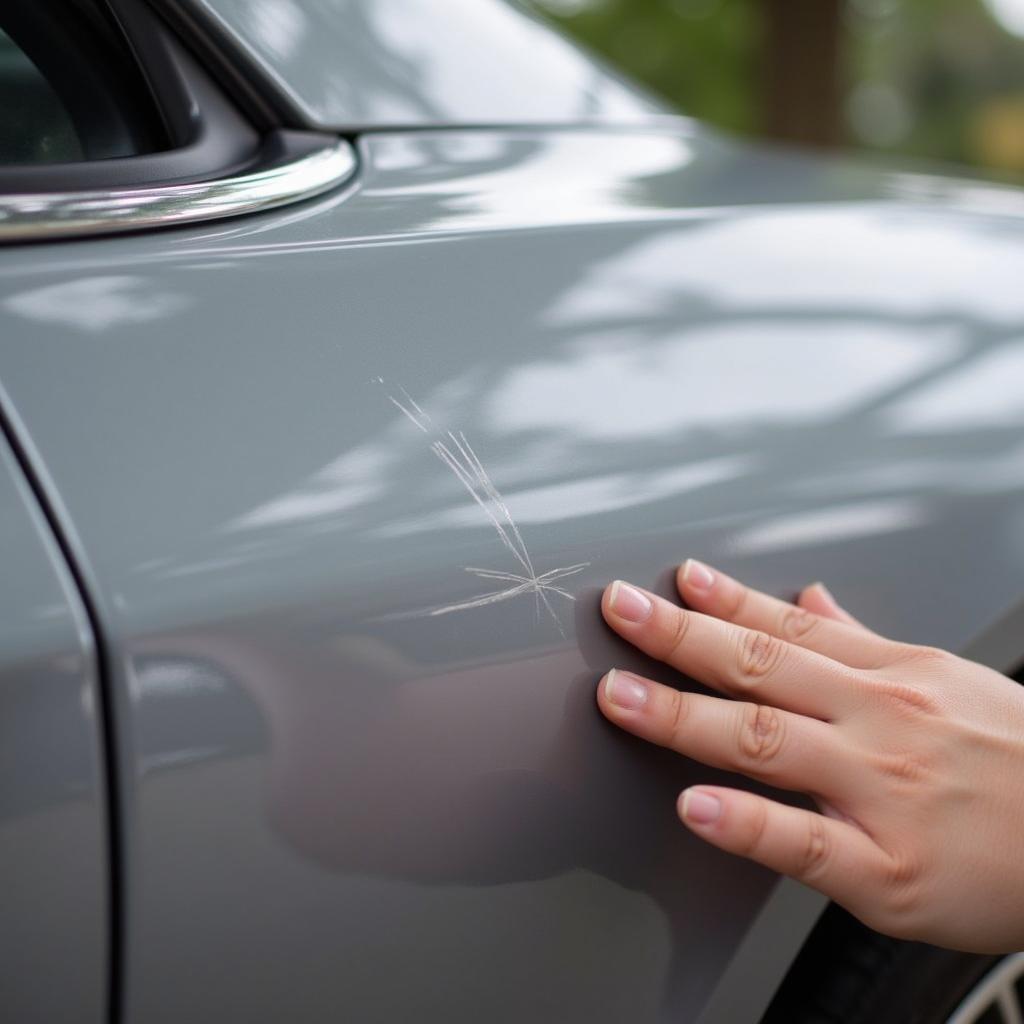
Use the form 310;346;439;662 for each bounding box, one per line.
185;0;660;128
2;122;1024;1021
0;437;106;1023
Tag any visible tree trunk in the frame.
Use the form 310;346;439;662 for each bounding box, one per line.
761;0;844;148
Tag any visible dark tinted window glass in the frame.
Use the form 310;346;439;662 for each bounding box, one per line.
0;2;166;167
0;28;83;164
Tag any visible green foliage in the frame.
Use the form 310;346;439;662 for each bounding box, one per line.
847;0;1024;170
542;0;759;133
531;0;1024;176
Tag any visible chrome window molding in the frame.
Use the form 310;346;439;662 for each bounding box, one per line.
0;139;357;242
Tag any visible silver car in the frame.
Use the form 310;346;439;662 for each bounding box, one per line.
2;2;1023;1022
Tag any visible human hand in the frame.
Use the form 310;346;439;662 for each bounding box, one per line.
597;562;1024;953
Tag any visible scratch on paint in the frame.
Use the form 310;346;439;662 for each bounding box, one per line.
377;378;589;633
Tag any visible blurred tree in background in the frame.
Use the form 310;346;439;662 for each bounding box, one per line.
530;0;1024;179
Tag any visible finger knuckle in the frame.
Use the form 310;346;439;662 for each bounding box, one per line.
736;630;785;684
779;606;819;644
662;608;693;663
738;798;770;859
665;689;691;748
900;644;954;670
880;849;926;920
722;582;749;622
873;679;940;720
795;815;832;881
737;702;786;769
875;749;934;788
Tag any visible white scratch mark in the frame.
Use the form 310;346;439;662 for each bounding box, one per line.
454;431;536;578
380;380;589;632
397;384;433;428
388;394;429;433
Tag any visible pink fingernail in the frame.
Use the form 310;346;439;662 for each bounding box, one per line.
812;582;837;607
681;559;715;593
681;788;722;825
604;669;649;710
609;581;653;623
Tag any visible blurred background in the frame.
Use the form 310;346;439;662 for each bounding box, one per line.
529;0;1024;180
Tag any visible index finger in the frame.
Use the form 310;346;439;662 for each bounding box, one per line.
676;561;900;670
603;581;864;721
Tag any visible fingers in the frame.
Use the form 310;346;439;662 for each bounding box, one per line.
798;582;864;628
603;580;861;720
676;561;897;669
598;669;857;797
677;785;886;908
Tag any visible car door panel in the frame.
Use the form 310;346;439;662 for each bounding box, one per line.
1;127;1023;1022
0;427;106;1024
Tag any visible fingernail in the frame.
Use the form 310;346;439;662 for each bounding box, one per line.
604;669;649;710
681;559;715;593
681;788;722;826
609;581;653;623
811;582;837;607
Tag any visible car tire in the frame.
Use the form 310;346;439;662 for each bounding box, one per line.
761;903;1021;1024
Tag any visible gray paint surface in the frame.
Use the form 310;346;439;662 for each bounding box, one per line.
1;125;1024;1021
0;435;106;1023
189;0;661;128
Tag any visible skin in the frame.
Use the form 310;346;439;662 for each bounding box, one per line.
597;560;1024;953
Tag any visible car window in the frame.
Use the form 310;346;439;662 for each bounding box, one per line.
0;29;82;165
0;3;166;167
